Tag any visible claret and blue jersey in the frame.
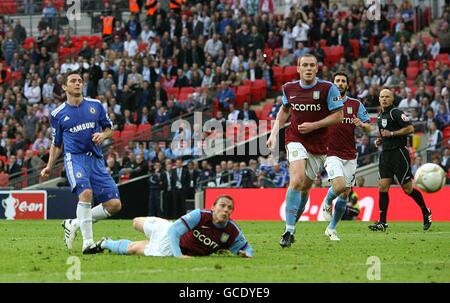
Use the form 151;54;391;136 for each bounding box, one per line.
281;78;343;155
168;209;253;257
50;97;119;202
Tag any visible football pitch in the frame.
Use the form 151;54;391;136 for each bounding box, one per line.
0;220;449;283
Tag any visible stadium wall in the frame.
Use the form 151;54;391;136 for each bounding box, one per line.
204;187;450;222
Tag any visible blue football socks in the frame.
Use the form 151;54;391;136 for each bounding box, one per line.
285;188;301;233
103;239;132;255
324;187;337;207
328;197;347;230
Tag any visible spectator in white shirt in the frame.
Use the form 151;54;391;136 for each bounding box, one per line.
42;76;55;100
427;36;441;60
140;24;155;43
201;67;213;88
398;90;419;109
24;79;41;104
227;103;240;123
204;33;223;59
292;19;310;44
124;33;138;58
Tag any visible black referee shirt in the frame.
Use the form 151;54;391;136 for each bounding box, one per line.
377;105;412;150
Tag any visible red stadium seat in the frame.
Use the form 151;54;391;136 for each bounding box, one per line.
136;124;152;140
177;92;190;103
235;86;251;108
408;60;419;68
407;79;415;87
123;124;137;132
0;172;9;187
112;130;121;141
165;87;179;98
283;66;298;83
180;87;195;95
444;126;450;139
254;79;267;101
349;39;360;59
436;54;449;64
426;60;435;71
406;67;419;80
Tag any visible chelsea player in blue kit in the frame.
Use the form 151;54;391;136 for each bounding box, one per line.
40;71;122;254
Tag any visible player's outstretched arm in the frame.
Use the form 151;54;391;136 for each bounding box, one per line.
229;232;253;258
41;144;62;177
167;219;191;258
267;106;290;150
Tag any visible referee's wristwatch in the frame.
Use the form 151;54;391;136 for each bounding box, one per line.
390;131;394;137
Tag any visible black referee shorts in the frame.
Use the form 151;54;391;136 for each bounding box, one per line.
379;147;413;185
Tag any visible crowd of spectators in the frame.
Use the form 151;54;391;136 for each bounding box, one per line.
0;0;449;188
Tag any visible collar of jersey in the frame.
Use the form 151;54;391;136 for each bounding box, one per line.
65;98;84;108
382;105;394;112
342;95;348;102
212;220;228;229
299;78;318;89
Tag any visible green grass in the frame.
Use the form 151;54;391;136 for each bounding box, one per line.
0;220;449;282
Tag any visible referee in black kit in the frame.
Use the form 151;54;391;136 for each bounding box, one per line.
369;89;432;231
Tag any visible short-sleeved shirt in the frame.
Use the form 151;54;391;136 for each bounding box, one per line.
377;105;412;150
282;78;343;155
50;97;113;158
179;209;251;257
327;96;370;160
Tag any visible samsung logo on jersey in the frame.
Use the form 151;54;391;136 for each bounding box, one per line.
69;122;96;133
193;229;219;249
290;103;321;111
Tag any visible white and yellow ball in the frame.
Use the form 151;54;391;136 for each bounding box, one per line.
414;163;446;193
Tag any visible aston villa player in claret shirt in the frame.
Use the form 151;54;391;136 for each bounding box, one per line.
320;72;372;241
266;54;344;248
95;195;253;258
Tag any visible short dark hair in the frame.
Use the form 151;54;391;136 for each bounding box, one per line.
213;195;234;206
62;70;82;85
332;72;349;83
297;54;317;65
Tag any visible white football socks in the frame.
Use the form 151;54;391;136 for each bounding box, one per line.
72;204;112;229
76;201;94;247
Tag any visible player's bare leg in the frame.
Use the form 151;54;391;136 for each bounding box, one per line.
369;178;391;231
63;198;122;251
322;176;346;221
132;217;149;233
401;180;432;230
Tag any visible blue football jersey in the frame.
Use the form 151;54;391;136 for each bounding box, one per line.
51;98;113;158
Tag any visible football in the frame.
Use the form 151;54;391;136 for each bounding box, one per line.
414;163;446;193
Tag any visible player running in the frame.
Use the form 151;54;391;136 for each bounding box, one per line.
266;54;344;248
320;72;372;241
96;195;253;258
41;71;122;254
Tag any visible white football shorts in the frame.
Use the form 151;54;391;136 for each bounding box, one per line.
285;142;326;181
143;217;174;257
324;156;357;187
